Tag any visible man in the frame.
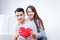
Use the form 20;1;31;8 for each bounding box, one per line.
13;8;37;40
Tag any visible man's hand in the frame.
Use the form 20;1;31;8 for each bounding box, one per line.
30;31;37;40
12;33;19;40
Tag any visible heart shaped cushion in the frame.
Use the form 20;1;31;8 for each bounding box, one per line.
19;27;32;38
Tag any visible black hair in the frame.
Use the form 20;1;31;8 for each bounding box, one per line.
15;8;24;14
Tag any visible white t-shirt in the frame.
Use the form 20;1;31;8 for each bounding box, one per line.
15;20;33;40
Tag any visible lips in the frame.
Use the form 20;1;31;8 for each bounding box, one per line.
18;18;22;20
18;27;32;38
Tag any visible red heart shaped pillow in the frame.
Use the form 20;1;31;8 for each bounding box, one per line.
19;27;32;38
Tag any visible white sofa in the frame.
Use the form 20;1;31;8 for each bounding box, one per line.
0;34;12;40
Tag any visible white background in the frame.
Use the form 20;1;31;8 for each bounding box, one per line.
0;0;60;40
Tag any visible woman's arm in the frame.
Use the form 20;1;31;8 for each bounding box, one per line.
33;25;46;38
36;29;46;38
36;20;46;37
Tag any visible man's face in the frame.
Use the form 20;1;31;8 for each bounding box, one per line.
15;12;25;23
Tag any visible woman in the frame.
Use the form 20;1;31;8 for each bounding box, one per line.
26;5;47;40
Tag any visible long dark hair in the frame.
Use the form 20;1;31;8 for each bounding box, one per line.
26;5;45;31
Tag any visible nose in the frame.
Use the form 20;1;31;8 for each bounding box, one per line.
29;13;32;16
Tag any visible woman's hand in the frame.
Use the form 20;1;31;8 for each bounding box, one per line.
30;31;37;40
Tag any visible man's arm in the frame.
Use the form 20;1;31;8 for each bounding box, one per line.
30;31;37;40
12;32;19;40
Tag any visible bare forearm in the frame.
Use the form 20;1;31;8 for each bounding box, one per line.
12;33;19;40
30;31;37;40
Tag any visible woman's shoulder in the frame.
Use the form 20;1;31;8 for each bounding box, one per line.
25;17;31;23
26;17;30;21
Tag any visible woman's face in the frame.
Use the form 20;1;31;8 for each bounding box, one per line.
27;8;34;19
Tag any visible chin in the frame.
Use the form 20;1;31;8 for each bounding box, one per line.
30;17;33;19
20;21;23;23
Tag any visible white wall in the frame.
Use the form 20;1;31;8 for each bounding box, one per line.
0;0;60;40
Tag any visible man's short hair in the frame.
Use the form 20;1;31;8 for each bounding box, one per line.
15;8;24;14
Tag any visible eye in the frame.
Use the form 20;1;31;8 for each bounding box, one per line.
27;11;33;13
20;14;23;16
16;15;19;17
27;11;30;13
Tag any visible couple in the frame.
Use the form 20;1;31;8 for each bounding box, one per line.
13;5;47;40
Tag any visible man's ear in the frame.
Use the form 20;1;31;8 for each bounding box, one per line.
15;15;17;20
24;13;25;17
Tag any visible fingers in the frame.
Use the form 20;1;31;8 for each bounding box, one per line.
18;29;23;35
